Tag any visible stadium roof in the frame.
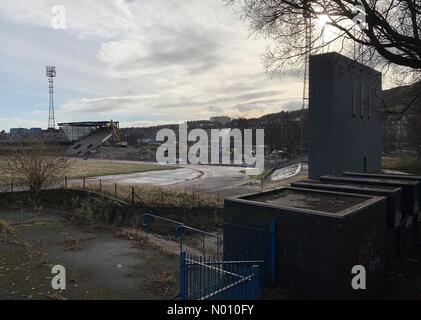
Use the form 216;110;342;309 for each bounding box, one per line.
58;121;119;127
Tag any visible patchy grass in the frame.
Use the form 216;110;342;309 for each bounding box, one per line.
382;156;421;175
0;158;176;184
65;159;176;179
83;182;223;209
0;219;11;240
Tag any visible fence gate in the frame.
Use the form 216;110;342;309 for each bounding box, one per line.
223;221;276;286
180;252;262;300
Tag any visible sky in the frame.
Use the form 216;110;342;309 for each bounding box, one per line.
0;0;304;131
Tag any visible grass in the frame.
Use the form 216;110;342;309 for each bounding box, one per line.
82;182;223;209
0;219;11;239
382;156;421;175
65;159;176;179
0;158;176;184
0;219;7;231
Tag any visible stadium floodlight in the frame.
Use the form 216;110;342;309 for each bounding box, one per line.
46;66;56;78
46;66;57;129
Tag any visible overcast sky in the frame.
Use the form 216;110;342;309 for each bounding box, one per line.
0;0;304;131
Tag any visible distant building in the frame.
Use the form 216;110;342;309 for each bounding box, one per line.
9;128;42;135
210;116;231;125
30;128;43;134
10;128;30;135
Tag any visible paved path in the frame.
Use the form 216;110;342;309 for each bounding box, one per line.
175;165;251;193
93;167;201;186
79;160;252;193
65;159;309;195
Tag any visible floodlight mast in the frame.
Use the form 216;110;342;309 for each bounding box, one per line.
300;8;312;155
46;66;56;129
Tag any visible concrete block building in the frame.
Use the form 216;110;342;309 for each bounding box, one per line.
308;52;383;179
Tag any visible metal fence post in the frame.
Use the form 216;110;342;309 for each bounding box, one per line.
83;177;86;190
114;183;117;197
216;237;222;258
142;214;149;238
177;225;185;253
99;179;102;192
269;220;276;286
179;251;187;300
251;265;260;300
131;187;135;206
65;176;68;189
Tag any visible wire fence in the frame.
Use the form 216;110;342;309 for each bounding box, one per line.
142;213;223;257
0;176;224;209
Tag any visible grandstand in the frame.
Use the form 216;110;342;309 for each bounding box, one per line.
59;121;122;157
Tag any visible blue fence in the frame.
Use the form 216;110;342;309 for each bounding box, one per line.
223;221;276;285
180;252;262;300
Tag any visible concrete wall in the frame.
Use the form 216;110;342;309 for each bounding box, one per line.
224;190;387;299
308;52;382;179
320;175;419;256
291;181;402;266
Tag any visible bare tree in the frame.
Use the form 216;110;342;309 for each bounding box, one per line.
0;138;71;193
226;1;421;86
227;1;421;68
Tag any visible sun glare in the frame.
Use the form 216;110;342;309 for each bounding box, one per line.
314;14;338;46
316;14;330;29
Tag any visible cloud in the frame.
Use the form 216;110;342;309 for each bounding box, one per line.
207;106;223;114
0;0;303;130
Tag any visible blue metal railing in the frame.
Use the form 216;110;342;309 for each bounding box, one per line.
223;220;276;286
180;252;261;300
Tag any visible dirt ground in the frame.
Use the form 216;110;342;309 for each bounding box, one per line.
1;207;420;300
0;210;179;300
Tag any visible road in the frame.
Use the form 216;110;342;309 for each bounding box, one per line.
1;159;307;196
89;162;252;193
94;167;201;186
78;161;309;195
176;165;251;193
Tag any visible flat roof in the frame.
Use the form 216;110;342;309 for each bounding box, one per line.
226;187;383;218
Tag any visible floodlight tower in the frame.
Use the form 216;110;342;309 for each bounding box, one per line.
46;66;56;129
299;9;312;154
